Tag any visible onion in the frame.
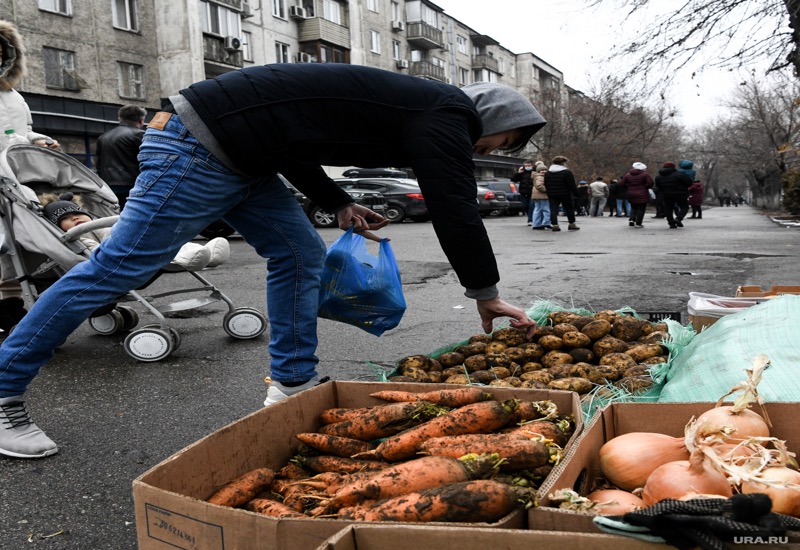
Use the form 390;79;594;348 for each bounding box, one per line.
695;406;770;442
741;466;800;517
587;489;644;515
641;449;733;505
599;432;690;491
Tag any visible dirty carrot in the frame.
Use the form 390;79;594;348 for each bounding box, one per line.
295;432;376;457
355;400;518;462
207;467;275;507
276;462;309;480
504;419;570;447
294;455;390;475
318;401;448;441
327;454;501;511
370;387;494;407
337;480;519;523
417;432;559;471
320;406;377;425
245;498;306;518
507;400;559;424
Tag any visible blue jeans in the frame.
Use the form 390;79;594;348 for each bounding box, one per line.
0;114;326;396
616;199;630;216
531;199;550;228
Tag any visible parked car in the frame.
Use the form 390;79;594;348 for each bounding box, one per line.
476;185;511;217
479;179;524;216
341;167;409;178
335;177;428;223
282;176;388;228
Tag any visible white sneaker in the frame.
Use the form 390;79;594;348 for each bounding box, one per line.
205;238;230;267
263;375;330;406
0;396;58;458
169;243;211;271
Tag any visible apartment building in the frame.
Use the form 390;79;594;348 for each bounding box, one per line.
0;0;567;176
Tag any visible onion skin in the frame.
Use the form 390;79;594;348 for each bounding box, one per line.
587;489;644;515
599;432;690;491
641;451;733;506
695;406;770;441
742;467;800;518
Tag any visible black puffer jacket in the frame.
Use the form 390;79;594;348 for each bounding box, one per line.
511;169;534;197
655;167;693;198
543;167;578;198
96;124;145;188
179;64;495;289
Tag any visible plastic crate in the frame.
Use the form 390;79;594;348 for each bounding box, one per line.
631;310;682;322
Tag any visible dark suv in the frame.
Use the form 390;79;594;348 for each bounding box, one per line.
282;177;388;228
479;179;524;216
334;177;428;223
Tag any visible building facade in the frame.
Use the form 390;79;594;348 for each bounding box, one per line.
0;0;568;177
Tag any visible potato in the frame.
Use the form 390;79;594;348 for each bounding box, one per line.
638;331;668;345
592;335;629;358
568;348;595;364
532;325;555;339
441;367;465;378
594;310;621;322
444;374;471;384
568;362;593;378
615;375;655;393
485;341;507;353
653;322;668;332
553;323;579;337
538;335;565;351
400;365;431;382
520;371;553;384
492;327;527;347
427;358;443;372
520;343;545;361
469;370;496;384
610;316;645;342
465;341;488;355
581;319;612;341
599;352;637;372
504;347;528;364
387;375;420;383
488;366;512;379
521;361;545;373
427;371;443;383
562;331;592;349
570;316;596;330
624;364;651;377
548;311;583;325
625;343;664;362
437;351;465;368
520;379;549;389
586;364;622;384
485;351;512;369
540;350;573;369
463;354;487;373
640;323;656;336
642;356;668;366
546;364;573;379
468;334;492;344
548;377;593;394
488;379;516;388
396;354;429;371
506;376;522;387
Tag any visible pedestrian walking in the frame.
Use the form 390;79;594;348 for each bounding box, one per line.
620;162;654;228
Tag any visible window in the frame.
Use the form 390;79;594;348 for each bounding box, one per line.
392;40;401;60
456;35;468;55
459;67;469;86
242;31;253;61
43;47;79;90
431;56;445;69
420;3;437;26
319;44;348;63
473;68;497;83
275;42;290;63
498;58;505;74
200;0;241;36
38;0;71;15
272;0;286;19
369;30;381;54
390;1;399;20
322;0;341;24
117;61;144;99
410;49;422;63
112;0;139;31
367;0;379;12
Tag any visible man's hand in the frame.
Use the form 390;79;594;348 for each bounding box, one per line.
336;203;389;242
34;139;61;151
476;296;537;338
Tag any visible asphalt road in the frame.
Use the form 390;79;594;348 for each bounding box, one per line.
1;204;797;549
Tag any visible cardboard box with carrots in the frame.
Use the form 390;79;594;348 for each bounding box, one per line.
133;381;583;550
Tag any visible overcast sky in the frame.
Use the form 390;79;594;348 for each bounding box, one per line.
433;0;748;128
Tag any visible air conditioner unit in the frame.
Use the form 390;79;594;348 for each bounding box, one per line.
241;2;254;18
396;59;409;69
289;5;307;18
223;36;242;52
297;52;313;63
391;20;405;32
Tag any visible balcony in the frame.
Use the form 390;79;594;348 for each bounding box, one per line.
297;16;351;49
409;60;445;82
202;35;243;68
472;54;499;73
406;21;442;49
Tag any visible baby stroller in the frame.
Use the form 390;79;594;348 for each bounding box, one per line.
0;144;267;362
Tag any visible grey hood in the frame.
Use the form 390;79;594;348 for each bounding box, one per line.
461;82;546;137
0;20;25;91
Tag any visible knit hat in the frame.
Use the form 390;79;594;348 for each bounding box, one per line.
43;192;89;225
535;161;546;171
632;162;647;170
663;162;676;168
461;82;546;137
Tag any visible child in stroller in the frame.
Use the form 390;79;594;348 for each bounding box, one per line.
39;192;230;272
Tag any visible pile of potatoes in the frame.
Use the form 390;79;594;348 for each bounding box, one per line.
390;310;670;396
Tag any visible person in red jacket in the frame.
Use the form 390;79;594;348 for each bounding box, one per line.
688;180;704;219
621;162;655;228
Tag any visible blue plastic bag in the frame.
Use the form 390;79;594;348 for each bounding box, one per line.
318;227;406;336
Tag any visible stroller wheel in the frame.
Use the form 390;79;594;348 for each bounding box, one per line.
117;306;139;332
88;309;126;336
167;327;182;351
124;326;175;362
223;307;268;339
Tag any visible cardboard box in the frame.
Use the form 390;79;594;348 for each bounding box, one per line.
735;285;800;298
530;402;799;537
133;381;582;550
687;292;767;332
316;524;664;550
